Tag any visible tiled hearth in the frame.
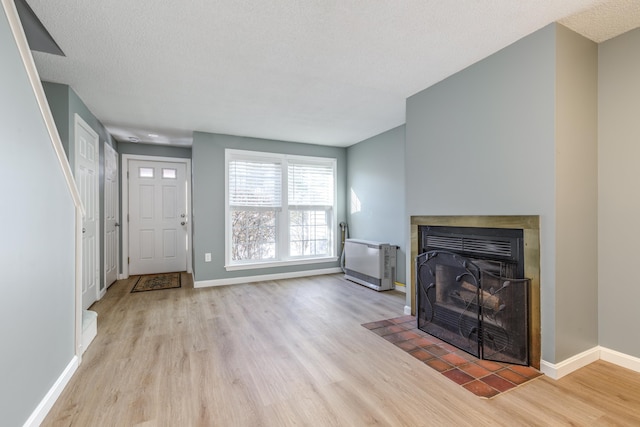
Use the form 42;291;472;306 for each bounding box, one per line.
363;315;542;398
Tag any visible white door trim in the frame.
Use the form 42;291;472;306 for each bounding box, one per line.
121;154;192;278
103;143;119;295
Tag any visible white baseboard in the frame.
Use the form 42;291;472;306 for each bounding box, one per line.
540;346;601;380
194;267;343;288
404;306;412;315
600;346;640;373
541;346;640;380
23;356;78;427
81;310;98;355
117;273;128;280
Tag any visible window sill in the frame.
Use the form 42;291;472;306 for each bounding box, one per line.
225;256;338;272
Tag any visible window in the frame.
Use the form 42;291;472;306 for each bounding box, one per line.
139;167;154;178
226;149;336;269
162;168;177;179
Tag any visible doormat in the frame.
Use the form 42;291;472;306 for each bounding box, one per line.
362;315;543;399
131;272;181;293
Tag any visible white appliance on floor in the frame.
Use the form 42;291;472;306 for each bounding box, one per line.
344;239;397;291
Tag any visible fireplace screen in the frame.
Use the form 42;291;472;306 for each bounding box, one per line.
417;250;529;365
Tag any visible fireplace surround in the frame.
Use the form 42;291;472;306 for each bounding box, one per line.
411;216;540;369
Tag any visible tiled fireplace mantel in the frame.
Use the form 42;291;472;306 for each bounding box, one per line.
410;215;541;369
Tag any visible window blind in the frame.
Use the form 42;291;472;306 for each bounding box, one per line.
288;163;334;206
229;160;281;207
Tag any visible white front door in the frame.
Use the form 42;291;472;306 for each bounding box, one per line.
104;143;119;289
128;160;188;275
75;115;100;310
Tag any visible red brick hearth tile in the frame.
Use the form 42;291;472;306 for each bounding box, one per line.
508;364;543;379
463;380;500;399
408;337;434;348
383;332;409;344
441;352;469;367
409;349;435;362
395;330;421;341
454;350;478;361
442;368;475;385
496;368;529;385
371;325;405;336
389;315;416;324
362;320;394;330
424;345;450;357
412;328;430;338
438;342;461;353
397;321;417;330
480;374;517;393
425;358;452;372
395;340;419;352
458;362;491;379
476;359;505;372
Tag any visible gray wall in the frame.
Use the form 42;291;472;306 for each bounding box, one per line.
0;9;76;426
42;82;117;292
405;24;600;364
598;28;640;358
118;141;192;159
346;125;406;284
41;81;69;155
554;25;598;362
192;131;347;283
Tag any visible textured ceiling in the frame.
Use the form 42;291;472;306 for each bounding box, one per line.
25;0;639;147
560;0;640;42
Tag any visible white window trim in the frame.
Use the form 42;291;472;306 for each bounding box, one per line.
225;149;337;271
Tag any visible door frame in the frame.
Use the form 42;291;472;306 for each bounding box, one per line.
74;114;100;309
121;154;192;278
103;142;119;294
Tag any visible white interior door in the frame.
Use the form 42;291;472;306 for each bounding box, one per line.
129;160;188;275
75;115;100;310
104;143;119;289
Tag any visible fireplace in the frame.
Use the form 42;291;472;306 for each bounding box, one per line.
410;216;540;368
416;226;530;365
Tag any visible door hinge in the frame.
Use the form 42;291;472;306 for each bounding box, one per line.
127;171;129;179
127;214;129;222
128;257;130;264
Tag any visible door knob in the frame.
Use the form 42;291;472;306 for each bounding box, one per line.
181;214;186;218
82;228;86;234
115;222;120;227
181;221;186;226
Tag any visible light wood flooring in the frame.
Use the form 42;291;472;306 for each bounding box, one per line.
44;273;640;426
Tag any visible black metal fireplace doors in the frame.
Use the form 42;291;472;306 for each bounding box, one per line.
416;250;530;366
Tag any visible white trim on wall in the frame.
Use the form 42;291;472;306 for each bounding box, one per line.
600;346;640;373
194;267;342;288
22;356;79;427
121;154;193;278
540;346;640;380
540;347;600;380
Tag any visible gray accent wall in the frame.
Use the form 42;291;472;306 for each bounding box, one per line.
0;9;76;426
118;141;192;159
554;25;598;362
192;132;346;283
598;28;640;358
347;125;406;284
405;24;598;364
